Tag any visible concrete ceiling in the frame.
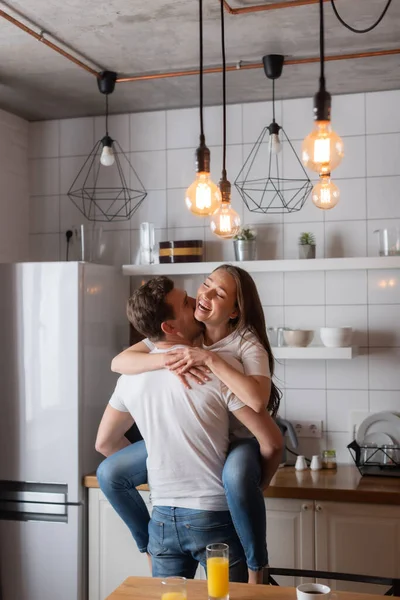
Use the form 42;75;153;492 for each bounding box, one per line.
0;0;399;121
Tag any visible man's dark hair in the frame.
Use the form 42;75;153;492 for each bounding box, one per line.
126;276;175;342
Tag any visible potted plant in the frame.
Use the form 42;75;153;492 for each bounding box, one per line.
298;232;316;259
233;227;257;261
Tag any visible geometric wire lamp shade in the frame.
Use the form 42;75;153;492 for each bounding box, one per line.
67;139;147;222
234;126;313;214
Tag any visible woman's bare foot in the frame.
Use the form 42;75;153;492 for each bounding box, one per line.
247;568;263;584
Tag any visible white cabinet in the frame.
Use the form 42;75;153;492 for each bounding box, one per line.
266;498;314;586
315;501;400;595
88;488;152;600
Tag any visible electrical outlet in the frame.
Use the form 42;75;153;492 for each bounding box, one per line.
294;420;322;438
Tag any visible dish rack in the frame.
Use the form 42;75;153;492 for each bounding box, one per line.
347;440;400;477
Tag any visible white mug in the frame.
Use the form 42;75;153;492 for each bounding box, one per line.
310;455;322;470
295;455;308;471
296;583;331;600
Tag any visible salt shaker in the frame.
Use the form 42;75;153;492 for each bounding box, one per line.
310;455;322;471
295;455;308;471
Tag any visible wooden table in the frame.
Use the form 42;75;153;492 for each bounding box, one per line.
106;576;386;600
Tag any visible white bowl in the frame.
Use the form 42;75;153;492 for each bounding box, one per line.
283;329;314;347
320;327;353;348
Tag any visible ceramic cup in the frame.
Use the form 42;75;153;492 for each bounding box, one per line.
296;583;331;600
295;455;308;471
310;455;322;471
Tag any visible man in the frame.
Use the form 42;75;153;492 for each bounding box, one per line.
96;276;282;580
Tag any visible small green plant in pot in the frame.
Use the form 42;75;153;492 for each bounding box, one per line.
299;232;316;259
233;227;257;261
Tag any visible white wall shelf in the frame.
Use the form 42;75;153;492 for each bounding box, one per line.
122;256;400;276
272;346;356;360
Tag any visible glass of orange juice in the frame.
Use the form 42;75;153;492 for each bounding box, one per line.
161;577;187;600
206;543;229;600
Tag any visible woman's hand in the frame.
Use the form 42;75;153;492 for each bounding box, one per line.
165;348;213;375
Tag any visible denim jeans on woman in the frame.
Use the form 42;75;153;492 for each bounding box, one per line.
96;437;268;571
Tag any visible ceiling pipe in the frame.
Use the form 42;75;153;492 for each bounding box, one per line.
116;47;400;83
223;0;329;16
0;8;100;77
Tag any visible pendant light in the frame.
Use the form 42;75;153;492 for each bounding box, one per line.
185;0;221;217
210;0;241;239
68;71;147;222
312;173;340;209
235;55;312;214
302;0;344;176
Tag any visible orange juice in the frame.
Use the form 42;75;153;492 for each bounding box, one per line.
207;556;229;599
161;593;186;600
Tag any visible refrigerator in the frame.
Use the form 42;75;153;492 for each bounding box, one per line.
0;262;129;600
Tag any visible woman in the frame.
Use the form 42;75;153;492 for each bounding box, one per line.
97;264;282;583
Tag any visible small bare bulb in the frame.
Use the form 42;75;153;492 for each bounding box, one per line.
210;202;241;239
312;175;340;210
185;172;222;216
269;132;282;155
100;145;115;167
302;121;344;175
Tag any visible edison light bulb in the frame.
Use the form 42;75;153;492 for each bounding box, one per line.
312;175;340;210
100;144;115;167
210;202;241;239
269;132;282;155
302;121;344;175
185;172;222;216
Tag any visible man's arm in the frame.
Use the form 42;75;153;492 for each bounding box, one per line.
232;406;283;489
95;405;134;457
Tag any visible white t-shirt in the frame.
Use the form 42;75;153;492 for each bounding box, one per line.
143;329;271;440
109;345;245;511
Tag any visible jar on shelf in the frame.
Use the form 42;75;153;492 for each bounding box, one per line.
322;450;337;469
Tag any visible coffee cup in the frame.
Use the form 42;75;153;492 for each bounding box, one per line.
296;583;331;599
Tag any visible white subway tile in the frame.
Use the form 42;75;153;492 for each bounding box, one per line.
60;156;92;195
167;227;205;244
366;90;400;135
284;306;325;334
326;270;367;305
324;178;366;221
283;193;321;225
284;271;325;306
166;189;207;229
368;305;400;347
204;227;236;262
254;223;284;260
331;93;365;137
284;222;324;259
326;305;368;346
367;133;400;177
29;196;59;234
167;148;194;189
367;176;400;219
325;432;354;464
369;391;400;413
285;389;326;424
60;117;94;157
252;272;284;306
281;97;312;140
327;390;368;432
130;150;166;190
285;360;326;389
242;205;283;226
325;220;367;258
29;121;59;158
131;111;166;151
263;306;285;329
95;114;130;152
204;104;242;146
334;136;366;180
130;190;167;230
369;348;400;390
367;218;400;256
166;108;198;149
29;233;60;261
209;145;244;200
368;270;400;304
238;142;283;196
30;158;59;196
97;230;131;266
59;194;91;233
327;349;369;390
243;100;282;144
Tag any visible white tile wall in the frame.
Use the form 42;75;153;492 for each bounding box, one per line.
27;90;400;463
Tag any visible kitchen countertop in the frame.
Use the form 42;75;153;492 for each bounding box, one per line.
84;465;400;505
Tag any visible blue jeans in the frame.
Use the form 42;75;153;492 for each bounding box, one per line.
149;506;248;580
96;437;267;570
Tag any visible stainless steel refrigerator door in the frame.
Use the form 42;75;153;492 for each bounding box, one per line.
0;503;84;600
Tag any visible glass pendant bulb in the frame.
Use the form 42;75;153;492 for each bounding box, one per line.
210;202;241;239
100;136;115;167
269;132;282;155
302;120;344;175
185;172;222;216
312;174;340;210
